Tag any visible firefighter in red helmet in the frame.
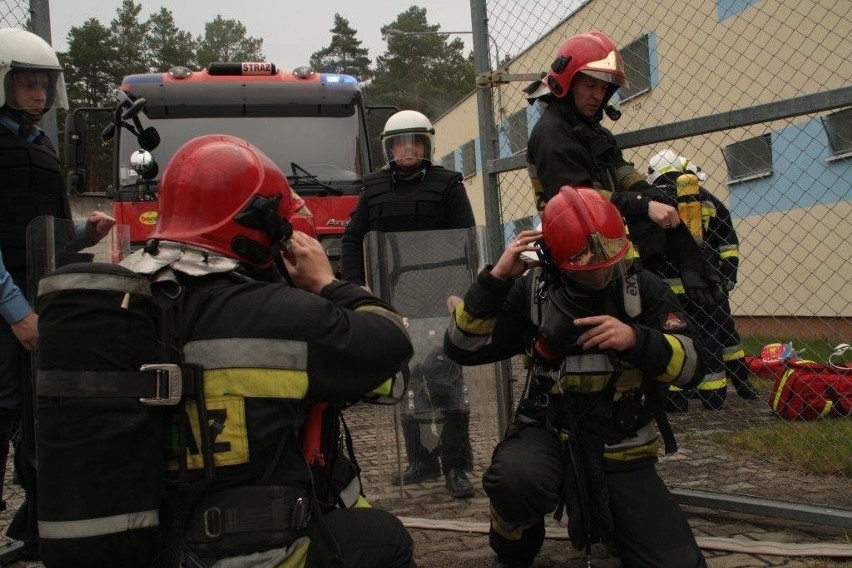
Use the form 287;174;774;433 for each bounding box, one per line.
445;186;707;567
525;30;725;309
121;134;415;567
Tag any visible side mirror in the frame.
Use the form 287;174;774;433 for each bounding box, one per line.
64;111;86;168
67;171;87;195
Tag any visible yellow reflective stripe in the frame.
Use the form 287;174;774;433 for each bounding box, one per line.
821;401;833;416
354;495;371;508
604;438;660;461
453;301;497;336
772;368;795;411
38;509;159;539
204;368;309;399
697;371;726;390
659;333;699;387
551;374;611;393
722;345;746;361
182;396;249;468
490;505;540;541
370;378;393;397
184;338;308;371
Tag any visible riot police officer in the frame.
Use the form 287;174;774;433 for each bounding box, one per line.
0;28;113;556
341;110;476;498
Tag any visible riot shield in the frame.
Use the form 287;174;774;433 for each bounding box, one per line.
362;227;504;503
25;215;130;300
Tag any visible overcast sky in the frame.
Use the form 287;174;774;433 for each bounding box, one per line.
48;0;475;71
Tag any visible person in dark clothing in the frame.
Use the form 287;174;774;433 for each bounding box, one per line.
119;134;415;567
524;30;725;309
340;110;476;499
445;186;707;568
646;149;759;409
0;28;114;556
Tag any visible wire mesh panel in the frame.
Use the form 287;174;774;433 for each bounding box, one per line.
470;0;852;521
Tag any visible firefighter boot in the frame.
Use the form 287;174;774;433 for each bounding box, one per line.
489;518;544;568
392;416;440;486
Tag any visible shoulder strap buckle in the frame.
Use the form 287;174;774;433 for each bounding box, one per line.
139;363;183;406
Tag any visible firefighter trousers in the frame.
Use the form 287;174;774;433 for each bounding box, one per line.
483;424;706;567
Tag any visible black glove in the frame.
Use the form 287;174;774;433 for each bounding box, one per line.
680;266;725;306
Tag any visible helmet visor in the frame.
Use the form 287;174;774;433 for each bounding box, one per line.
560;232;631;291
5;68;68;112
382;132;432;167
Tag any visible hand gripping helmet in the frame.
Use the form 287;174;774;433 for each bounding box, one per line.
0;28;68;116
381;110;435;167
544;31;628;103
150;134;297;268
541;186;632;291
647;149;708;185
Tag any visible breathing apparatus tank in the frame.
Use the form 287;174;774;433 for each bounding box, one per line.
675;173;703;241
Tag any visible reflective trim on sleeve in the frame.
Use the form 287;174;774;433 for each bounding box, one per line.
447;323;494;352
184;338;308;370
37;272;151;297
38;509;159;540
353;304;408;333
659;333;699;387
447;303;496;351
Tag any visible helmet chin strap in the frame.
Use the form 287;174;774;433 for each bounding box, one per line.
4;105;44;125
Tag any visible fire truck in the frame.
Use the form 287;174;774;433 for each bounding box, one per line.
64;62;382;267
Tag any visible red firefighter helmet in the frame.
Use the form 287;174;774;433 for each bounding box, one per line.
544;31;629;100
151;134;299;268
541;186;631;290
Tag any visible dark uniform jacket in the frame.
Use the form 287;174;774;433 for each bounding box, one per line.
445;266;705;460
340;165;475;285
0;119;69;285
178;273;411;486
526;101;704;272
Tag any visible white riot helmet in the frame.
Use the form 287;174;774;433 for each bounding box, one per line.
0;28;68;118
647;149;707;184
381;110;435;168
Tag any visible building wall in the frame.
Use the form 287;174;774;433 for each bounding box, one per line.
434;0;851;319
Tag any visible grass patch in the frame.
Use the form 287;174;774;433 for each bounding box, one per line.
711;419;852;476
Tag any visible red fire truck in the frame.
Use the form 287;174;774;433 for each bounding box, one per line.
65;62;380;268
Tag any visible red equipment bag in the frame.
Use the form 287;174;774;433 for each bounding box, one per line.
768;345;852;420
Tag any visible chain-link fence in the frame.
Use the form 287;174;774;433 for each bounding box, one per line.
467;0;852;526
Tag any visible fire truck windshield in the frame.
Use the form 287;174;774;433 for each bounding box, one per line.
117;111;365;189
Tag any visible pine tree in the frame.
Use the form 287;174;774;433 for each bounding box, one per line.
309;14;373;81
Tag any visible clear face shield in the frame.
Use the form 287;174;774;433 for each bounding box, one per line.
382;132;432;168
5;68;68;114
560;232;632;292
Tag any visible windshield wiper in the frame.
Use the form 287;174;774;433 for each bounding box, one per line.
287;163;341;195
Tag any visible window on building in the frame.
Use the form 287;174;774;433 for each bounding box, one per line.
439;152;456;171
821;107;852;161
507;110;528;154
619;34;652;101
723;134;773;183
460;140;477;177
